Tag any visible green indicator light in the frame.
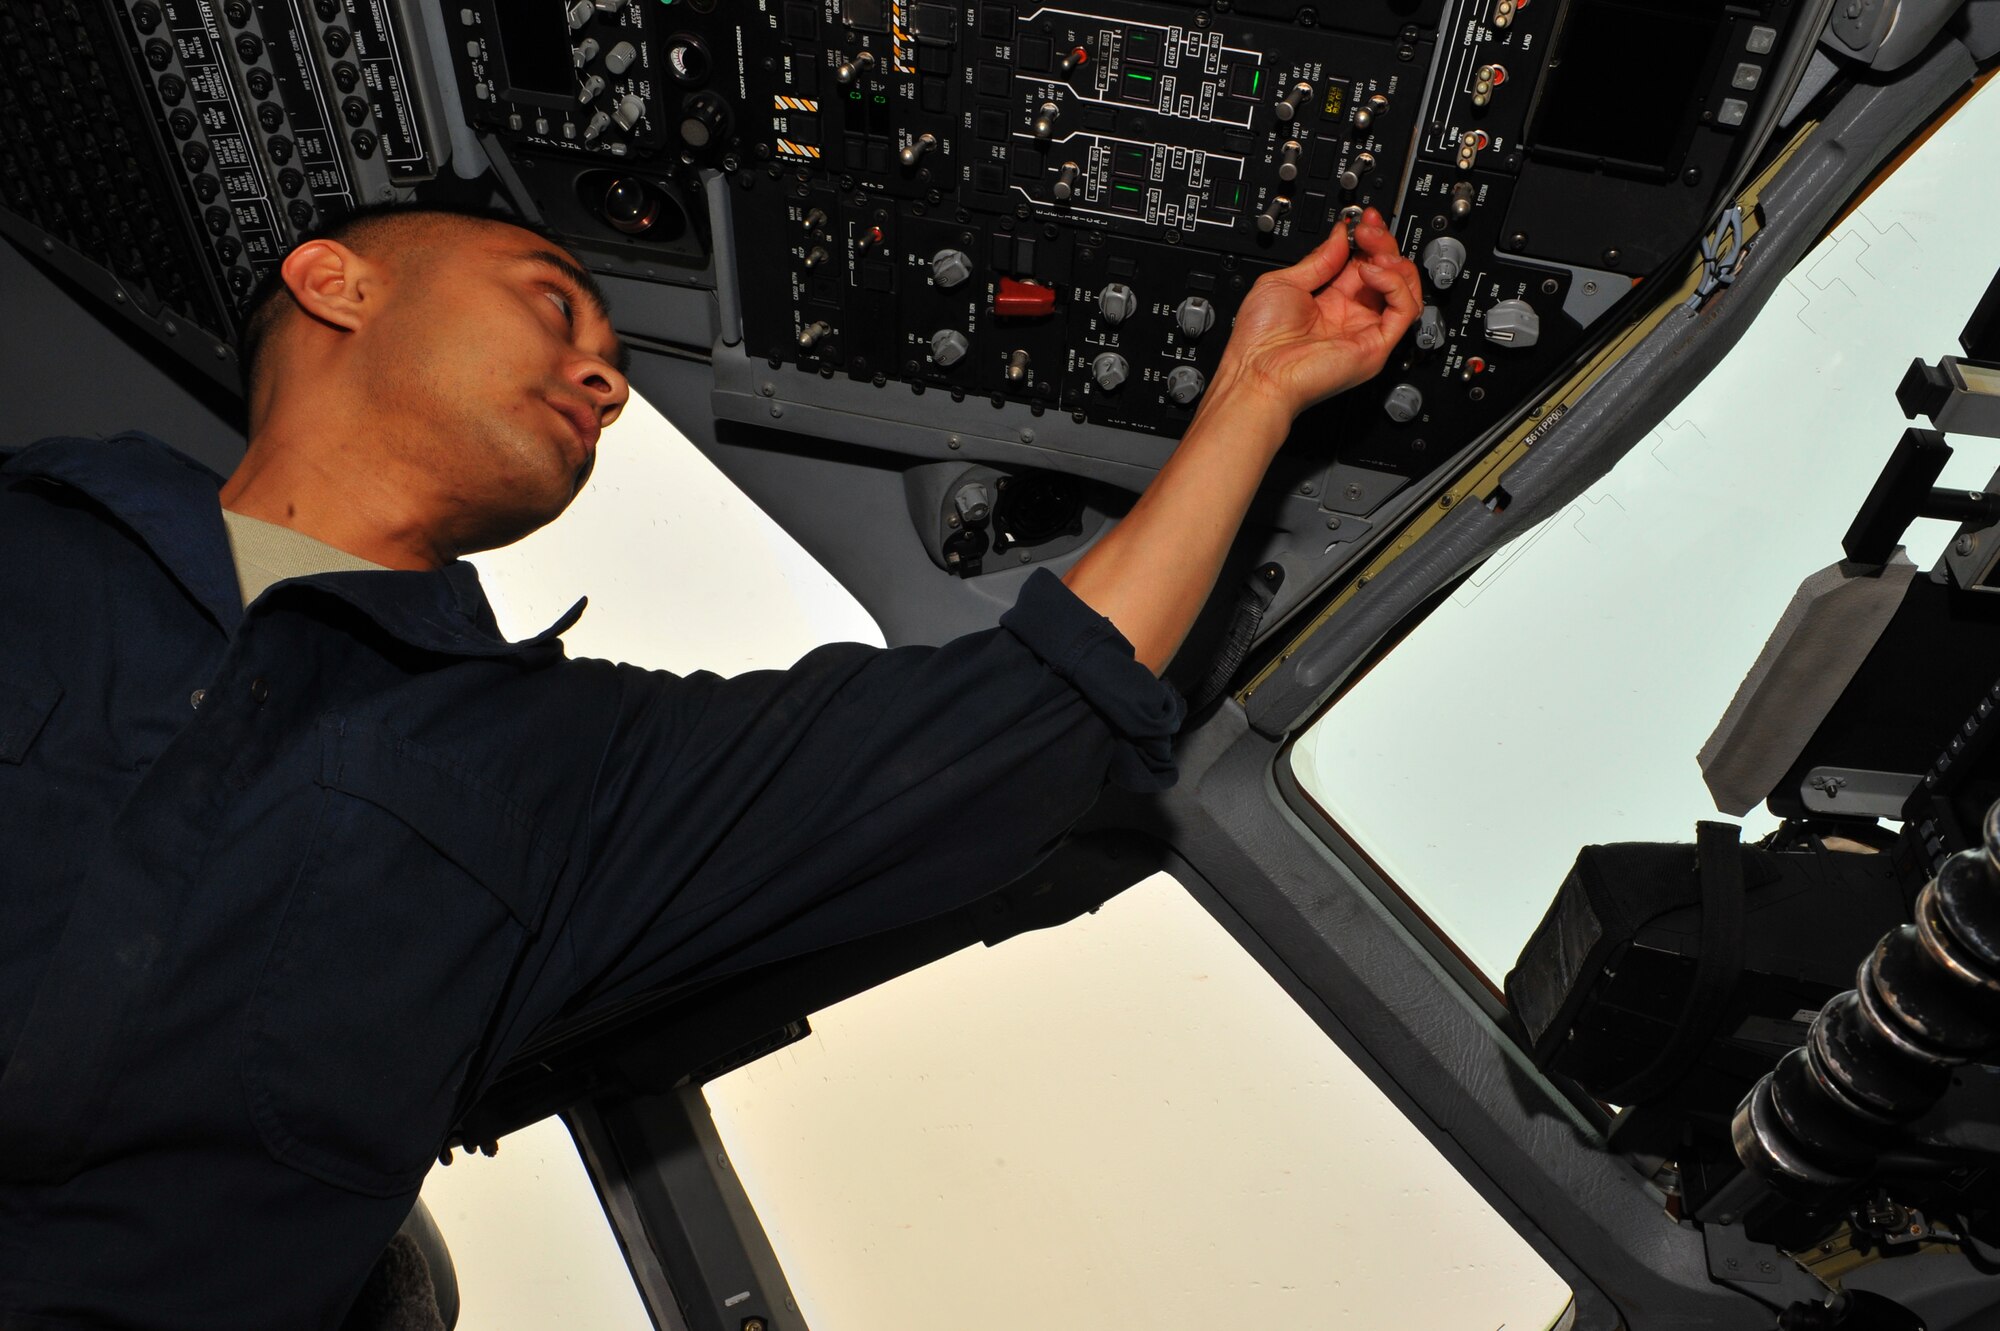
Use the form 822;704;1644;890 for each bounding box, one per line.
1130;72;1153;82
873;93;887;103
1114;183;1140;193
1250;69;1261;94
848;89;862;99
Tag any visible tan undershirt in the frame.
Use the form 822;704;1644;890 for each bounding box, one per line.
220;507;389;608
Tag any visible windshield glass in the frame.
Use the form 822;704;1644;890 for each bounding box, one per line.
1291;75;2000;983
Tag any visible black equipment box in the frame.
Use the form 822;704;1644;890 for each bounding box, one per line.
1506;828;1913;1115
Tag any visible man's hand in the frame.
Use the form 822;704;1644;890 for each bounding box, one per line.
1213;207;1423;419
1062;210;1423;674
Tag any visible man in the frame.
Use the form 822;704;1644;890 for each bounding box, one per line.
0;202;1419;1327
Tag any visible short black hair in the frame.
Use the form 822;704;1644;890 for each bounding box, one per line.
234;201;574;400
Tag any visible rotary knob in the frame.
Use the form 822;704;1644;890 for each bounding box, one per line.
604;40;636;75
1275;81;1312;122
1277;139;1301;183
565;0;592;31
1383;383;1423;422
573;37;600;65
1052;161;1079;201
1421;236;1467;290
612;94;643;131
1174;296;1216;339
1166;365;1206;404
582;109;611;143
1097;282;1138;325
1483;298;1541;347
678;93;727;149
577;74;606;104
931;327;969;366
931;248;973;288
1414;304;1446;351
1092;351;1129;391
953;482;992;523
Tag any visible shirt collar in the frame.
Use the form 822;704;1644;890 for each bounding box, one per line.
2;432;585;656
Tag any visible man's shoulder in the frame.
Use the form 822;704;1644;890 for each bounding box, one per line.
3;432;231;516
4;429;225;471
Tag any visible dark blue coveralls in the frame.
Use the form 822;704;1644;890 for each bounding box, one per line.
0;432;1183;1328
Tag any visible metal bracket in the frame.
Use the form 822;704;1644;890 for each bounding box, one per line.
1703;1220;1834;1305
1684;206;1749;314
1802;766;1924;817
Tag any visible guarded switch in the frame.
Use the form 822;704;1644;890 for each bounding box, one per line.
1097;282;1138;325
1174;296;1216;339
1092;351;1129;391
995;277;1056;316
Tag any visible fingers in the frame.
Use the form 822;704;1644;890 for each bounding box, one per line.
1355;248;1421;341
1267;221;1353;293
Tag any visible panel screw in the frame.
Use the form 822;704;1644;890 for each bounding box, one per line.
1581;279;1599;296
1326;516;1341;529
1540;278;1558;294
948;435;962;449
1345;482;1363;501
1603;248;1621;265
1298;482;1316;496
1506;233;1527;251
1020;428;1035;443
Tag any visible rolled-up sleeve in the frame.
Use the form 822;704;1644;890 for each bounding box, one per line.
555;570;1185;1012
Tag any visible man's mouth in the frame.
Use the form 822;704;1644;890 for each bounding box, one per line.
549;398;601;456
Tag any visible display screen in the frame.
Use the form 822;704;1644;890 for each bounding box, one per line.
1528;0;1728;176
495;0;578;107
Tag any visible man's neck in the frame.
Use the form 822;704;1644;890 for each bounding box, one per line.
220;441;446;571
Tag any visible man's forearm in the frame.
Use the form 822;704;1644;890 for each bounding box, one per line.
1061;365;1294;674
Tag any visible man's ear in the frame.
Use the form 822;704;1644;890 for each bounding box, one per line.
281;238;380;335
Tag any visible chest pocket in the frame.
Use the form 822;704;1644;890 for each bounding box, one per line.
242;718;561;1197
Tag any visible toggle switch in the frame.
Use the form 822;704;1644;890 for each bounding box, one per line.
1032;100;1060;141
1058;45;1088;73
1338;152;1375;192
1277;139;1302;183
900;132;936;166
1275;81;1312;122
856;225;884;253
1005;349;1031;384
804;245;830;268
1256;195;1291;234
835;50;875;83
799;320;832;349
1052;161;1080;200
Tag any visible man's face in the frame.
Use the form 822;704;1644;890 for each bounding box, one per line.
359;221;630;552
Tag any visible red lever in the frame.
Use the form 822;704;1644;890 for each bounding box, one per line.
995;277;1056;317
